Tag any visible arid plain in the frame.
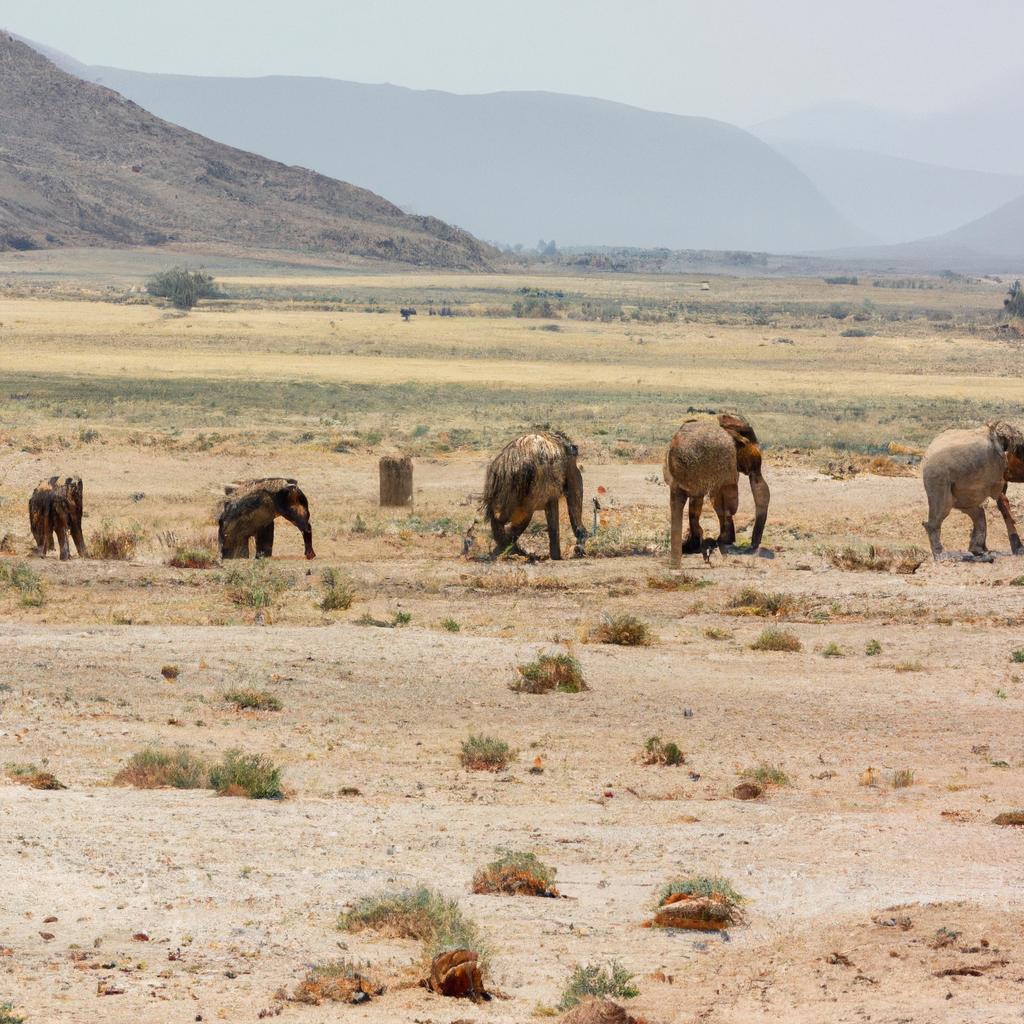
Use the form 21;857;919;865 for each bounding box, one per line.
1;249;1024;1023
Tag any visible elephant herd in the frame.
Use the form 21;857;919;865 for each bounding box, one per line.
23;415;1024;565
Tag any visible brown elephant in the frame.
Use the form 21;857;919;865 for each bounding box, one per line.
29;476;87;560
217;478;315;559
482;430;587;560
663;413;770;567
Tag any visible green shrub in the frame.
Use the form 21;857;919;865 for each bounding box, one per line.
223;562;292;608
0;1002;25;1024
727;587;793;617
318;567;354;611
1005;279;1024;317
0;562;45;606
557;961;638;1011
750;628;801;652
512;653;587;693
440;617;461;632
209;749;284;799
168;545;218;569
865;639;882;656
224;688;282;712
472;849;558;896
822;642;843;658
114;747;209;789
741;763;790;787
1011;649;1024;664
658;875;743;905
459;734;514;771
591;613;652;646
392;610;412;625
147;266;220;310
641;736;684;766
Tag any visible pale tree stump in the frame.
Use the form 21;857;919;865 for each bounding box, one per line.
379;455;413;507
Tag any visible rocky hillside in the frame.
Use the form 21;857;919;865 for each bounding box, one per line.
0;34;492;267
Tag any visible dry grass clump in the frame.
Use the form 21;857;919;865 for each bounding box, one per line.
640;736;684;766
90;521;142;560
224;688;283;712
647;573;711;591
822;544;924;574
472;849;559;897
467;570;569;592
993;811;1024;827
590;613;653;646
338;886;485;962
511;653;588;693
0;562;46;606
558;962;639;1011
209;749;284;799
318;567;354;611
864;455;915;477
726;587;794;617
891;768;915;789
165;532;219;568
5;763;66;790
459;734;514;771
750;628;801;652
0;1002;25;1024
741;762;790;787
223;561;293;609
287;959;384;1005
822;641;844;658
704;626;733;640
648;876;744;931
113;747;209;790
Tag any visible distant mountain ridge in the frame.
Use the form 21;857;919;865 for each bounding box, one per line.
18;40;866;253
0;33;493;266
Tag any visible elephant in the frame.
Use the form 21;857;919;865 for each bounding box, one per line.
482;430;587;560
217;478;315;560
29;476;87;560
921;421;1024;559
663;413;770;568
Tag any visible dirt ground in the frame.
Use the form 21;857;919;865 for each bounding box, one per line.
2;454;1024;1023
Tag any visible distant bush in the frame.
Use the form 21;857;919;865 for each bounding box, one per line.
824;275;858;285
114;747;209;789
751;628;802;652
90;521;142;561
459;734;514;771
591;612;652;646
511;653;587;693
1006;280;1024;317
641;736;684;766
146;266;220;310
318;567;354;611
558;961;638;1011
225;688;282;712
209;749;284;799
840;328;872;338
223;562;292;609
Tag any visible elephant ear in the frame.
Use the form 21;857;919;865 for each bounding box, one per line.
991;421;1024;460
718;412;759;447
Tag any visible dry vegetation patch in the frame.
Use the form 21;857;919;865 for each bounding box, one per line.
459;734;514;771
113;747;209;790
224;688;283;712
750;628;802;652
823;544;924;574
640;736;684;766
511;653;588;693
993;811;1024;827
590;613;653;646
472;849;559;897
89;521;142;561
209;749;284;799
558;962;638;1012
648;876;744;930
726;587;794;617
285;959;384;1005
5;763;66;790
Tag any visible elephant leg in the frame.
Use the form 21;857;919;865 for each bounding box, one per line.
54;514;71;562
682;493;704;554
544;498;562;560
669;487;687;568
30;516;45;557
997;486;1023;555
714;484;739;549
964;506;988;556
255;521;275;559
922;484;953;559
70;519;87;558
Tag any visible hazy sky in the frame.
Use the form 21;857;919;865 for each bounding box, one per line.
4;0;1020;125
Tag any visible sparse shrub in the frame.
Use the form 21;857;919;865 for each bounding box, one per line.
894;660;924;672
113;747;209;789
750;628;801;652
0;1002;25;1024
647;573;711;591
146;266;220;310
472;849;558;897
741;763;790;787
392;610;412;625
223;561;292;609
5;763;66;790
318;567;354;611
0;562;45;606
288;959;384;1005
1004;279;1024;317
865;639;882;656
727;587;793;617
557;961;638;1011
591;613;652;646
89;521;142;560
440;617;460;632
704;626;732;640
512;653;587;693
224;688;282;712
822;544;923;573
641;736;684;766
658;876;743;905
822;642;844;658
160;664;179;680
209;749;284;799
841;327;871;338
1011;649;1024;664
650;876;744;930
167;543;218;569
891;768;915;789
459;734;513;771
338;886;484;961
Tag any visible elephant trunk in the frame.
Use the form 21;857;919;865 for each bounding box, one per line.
748;469;770;550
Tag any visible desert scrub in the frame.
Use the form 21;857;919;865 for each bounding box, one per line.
590;613;652;646
511;652;587;693
822;641;844;658
741;762;790;787
726;587;794;617
0;1003;25;1024
338;886;485;962
891;768;915;789
5;763;66;790
472;849;559;897
650;875;744;930
1012;649;1024;664
647;572;711;591
318;567;354;611
659;875;743;905
440;617;461;632
113;747;209;789
0;563;45;606
223;561;292;608
224;688;283;712
90;521;143;560
865;639;882;656
288;959;384;1005
641;736;684;766
167;544;218;569
209;749;284;799
557;961;638;1011
460;734;514;771
750;628;801;652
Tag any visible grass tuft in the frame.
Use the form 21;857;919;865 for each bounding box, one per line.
557;962;638;1011
658;876;743;905
90;521;142;560
224;688;283;712
223;561;292;609
865;639;882;656
0;563;45;606
641;736;684;766
750;628;801;652
740;763;790;787
472;849;558;897
726;587;793;617
113;747;209;789
511;653;587;693
318;567;354;611
209;749;284;799
822;641;844;658
459;734;514;772
591;613;653;646
288;959;384;1005
891;768;915;789
440;617;461;632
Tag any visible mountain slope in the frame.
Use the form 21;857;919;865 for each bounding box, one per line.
27;47;865;253
764;140;1024;244
0;33;492;266
936;191;1024;259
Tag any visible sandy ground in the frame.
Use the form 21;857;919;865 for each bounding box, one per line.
2;459;1024;1022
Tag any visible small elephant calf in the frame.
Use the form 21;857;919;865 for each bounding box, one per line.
29;476;87;560
218;478;315;559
